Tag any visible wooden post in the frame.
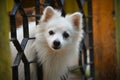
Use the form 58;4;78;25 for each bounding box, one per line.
115;0;120;79
0;0;12;80
6;0;14;12
92;0;116;80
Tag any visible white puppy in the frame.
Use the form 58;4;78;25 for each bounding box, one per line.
10;6;83;80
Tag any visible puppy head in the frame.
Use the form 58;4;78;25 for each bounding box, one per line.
37;6;83;51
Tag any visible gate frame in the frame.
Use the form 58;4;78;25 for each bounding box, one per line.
9;0;95;80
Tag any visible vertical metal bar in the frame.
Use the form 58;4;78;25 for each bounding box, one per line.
12;54;22;80
77;0;88;80
24;63;31;80
14;0;21;3
80;43;87;80
12;66;18;80
83;45;87;80
18;6;29;38
76;0;84;13
10;15;17;39
37;64;43;80
56;0;66;16
23;15;29;38
12;52;23;80
79;51;86;80
87;0;95;80
83;45;87;66
76;0;86;31
35;0;40;24
35;0;43;80
10;3;20;39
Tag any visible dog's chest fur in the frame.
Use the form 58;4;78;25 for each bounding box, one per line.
35;43;77;80
42;54;69;80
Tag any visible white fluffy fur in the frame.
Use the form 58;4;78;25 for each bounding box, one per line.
10;6;83;80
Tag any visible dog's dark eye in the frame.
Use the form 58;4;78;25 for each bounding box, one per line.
49;30;54;35
63;32;69;38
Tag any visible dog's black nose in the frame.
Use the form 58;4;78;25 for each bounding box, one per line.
53;40;60;47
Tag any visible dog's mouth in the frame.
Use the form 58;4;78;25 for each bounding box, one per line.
52;46;61;50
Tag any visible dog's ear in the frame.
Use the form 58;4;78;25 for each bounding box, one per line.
66;12;83;31
41;6;54;22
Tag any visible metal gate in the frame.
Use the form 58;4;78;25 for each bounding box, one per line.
9;0;95;80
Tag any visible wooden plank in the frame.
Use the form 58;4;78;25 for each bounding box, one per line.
0;0;12;80
92;0;117;80
6;0;14;12
115;0;120;79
